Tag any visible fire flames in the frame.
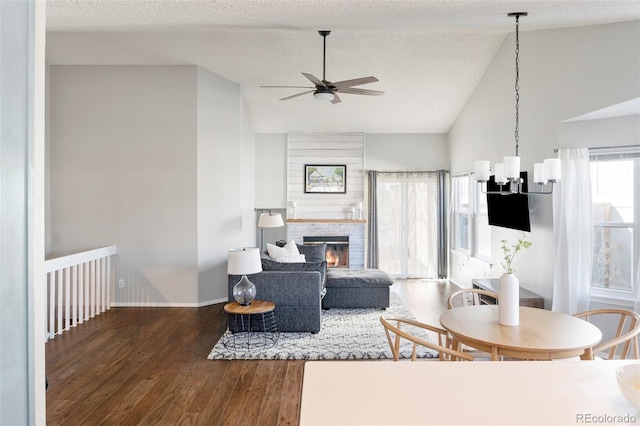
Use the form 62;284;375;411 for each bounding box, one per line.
326;249;340;267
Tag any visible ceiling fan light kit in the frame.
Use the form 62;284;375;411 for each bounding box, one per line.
475;12;561;196
314;92;334;101
261;30;384;104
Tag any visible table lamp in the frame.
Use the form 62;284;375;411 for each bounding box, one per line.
258;211;284;251
228;247;262;306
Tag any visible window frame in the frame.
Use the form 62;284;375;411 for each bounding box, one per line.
589;146;639;305
451;171;492;262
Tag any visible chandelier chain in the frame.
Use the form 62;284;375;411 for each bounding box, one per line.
514;14;520;157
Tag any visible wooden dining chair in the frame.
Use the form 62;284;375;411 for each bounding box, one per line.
573;308;640;360
380;315;473;361
447;288;498;309
446;288;500;359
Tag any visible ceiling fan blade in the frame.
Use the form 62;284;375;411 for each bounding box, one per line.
331;94;342;104
335;87;385;96
279;90;315;101
261;85;315;89
302;73;327;88
332;76;379;88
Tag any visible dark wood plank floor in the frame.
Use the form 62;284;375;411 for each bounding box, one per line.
45;279;459;425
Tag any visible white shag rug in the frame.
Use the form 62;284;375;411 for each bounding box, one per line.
208;292;438;360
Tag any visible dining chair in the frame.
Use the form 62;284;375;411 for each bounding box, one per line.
380;315;473;361
447;288;498;309
446;288;500;359
573;308;640;360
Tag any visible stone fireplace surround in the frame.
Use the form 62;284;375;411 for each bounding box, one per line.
286;220;365;269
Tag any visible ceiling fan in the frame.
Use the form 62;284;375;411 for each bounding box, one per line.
261;30;384;104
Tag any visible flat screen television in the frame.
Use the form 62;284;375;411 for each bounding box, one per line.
486;171;531;232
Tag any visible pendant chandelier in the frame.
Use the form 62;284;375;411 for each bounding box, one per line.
475;12;561;195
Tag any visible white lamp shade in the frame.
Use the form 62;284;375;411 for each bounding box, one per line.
258;212;284;228
494;163;507;184
227;248;262;275
503;156;521;179
474;161;491;182
314;92;334;101
533;163;547;184
544;158;562;182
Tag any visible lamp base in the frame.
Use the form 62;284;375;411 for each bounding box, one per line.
233;275;257;306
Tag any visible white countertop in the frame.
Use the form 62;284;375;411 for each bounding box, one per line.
300;360;640;426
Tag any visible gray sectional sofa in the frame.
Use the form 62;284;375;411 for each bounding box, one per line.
227;243;393;333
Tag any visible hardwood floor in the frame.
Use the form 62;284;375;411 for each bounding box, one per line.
45;279;459;425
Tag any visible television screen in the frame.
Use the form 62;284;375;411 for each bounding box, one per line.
486;172;531;232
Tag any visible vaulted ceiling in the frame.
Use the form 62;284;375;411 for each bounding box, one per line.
46;0;640;133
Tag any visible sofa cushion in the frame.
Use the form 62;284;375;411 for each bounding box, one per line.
297;243;327;262
261;258;327;290
325;269;393;288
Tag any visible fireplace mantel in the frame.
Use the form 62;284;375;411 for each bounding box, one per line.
287;219;366;224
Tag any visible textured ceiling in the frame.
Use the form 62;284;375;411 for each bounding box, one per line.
46;0;640;133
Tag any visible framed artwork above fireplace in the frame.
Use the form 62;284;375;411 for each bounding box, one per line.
304;164;347;194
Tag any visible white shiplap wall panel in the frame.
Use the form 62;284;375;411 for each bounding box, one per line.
288;133;365;219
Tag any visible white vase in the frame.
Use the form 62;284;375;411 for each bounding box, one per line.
498;273;519;326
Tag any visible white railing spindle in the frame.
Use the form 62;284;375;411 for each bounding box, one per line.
64;267;70;331
48;272;55;339
45;245;117;340
91;259;96;318
79;262;84;324
57;269;63;337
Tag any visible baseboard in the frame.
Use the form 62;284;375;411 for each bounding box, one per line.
110;297;228;308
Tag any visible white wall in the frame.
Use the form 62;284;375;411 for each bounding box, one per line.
448;21;640;305
255;132;449;211
49;65;254;306
255;133;287;209
559;114;639;148
288;133;365;219
1;1;47;423
196;68;256;304
365;133;448;171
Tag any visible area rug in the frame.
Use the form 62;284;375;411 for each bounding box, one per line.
207;292;438;360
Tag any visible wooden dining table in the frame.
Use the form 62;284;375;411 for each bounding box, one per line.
439;305;602;361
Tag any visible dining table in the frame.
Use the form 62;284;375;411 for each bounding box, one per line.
439;305;603;361
299;360;640;426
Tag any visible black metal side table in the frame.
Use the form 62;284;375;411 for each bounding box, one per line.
223;300;279;350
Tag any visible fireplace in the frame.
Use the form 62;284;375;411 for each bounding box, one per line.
303;236;349;268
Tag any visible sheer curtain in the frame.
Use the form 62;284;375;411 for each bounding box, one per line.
375;172;439;278
635;257;640;313
367;171;379;269
552;148;592;314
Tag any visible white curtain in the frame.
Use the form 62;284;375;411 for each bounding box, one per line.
552;148;592;314
376;172;438;278
635;257;640;313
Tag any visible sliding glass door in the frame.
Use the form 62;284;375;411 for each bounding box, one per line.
376;172;438;278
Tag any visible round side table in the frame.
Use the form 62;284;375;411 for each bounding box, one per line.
223;300;279;350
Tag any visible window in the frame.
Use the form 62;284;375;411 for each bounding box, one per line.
452;173;491;260
590;146;639;300
377;172;439;278
475;182;492;260
452;174;470;253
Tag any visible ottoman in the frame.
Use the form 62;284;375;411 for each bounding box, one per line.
322;269;393;309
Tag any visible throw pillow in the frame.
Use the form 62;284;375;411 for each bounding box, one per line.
266;240;300;259
297;243;327;262
272;254;306;263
